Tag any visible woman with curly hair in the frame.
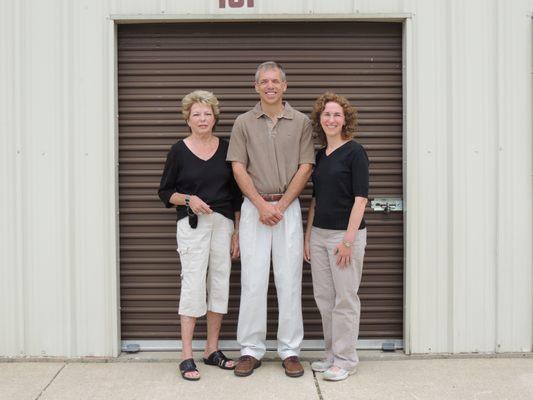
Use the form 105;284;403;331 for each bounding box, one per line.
304;92;369;381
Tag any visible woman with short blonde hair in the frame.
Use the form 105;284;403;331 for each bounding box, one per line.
181;90;220;124
159;90;242;381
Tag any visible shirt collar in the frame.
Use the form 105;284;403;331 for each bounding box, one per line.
252;101;295;120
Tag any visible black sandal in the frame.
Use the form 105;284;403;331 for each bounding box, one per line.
202;350;235;370
179;358;200;381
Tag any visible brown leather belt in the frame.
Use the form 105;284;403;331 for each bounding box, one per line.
260;193;283;202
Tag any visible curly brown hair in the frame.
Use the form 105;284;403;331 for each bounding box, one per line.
310;92;358;147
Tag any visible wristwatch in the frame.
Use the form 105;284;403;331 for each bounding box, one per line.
342;240;352;248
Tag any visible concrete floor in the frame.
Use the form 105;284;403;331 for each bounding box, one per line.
1;352;533;400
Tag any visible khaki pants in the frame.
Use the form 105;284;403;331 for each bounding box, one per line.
176;212;234;318
310;227;367;371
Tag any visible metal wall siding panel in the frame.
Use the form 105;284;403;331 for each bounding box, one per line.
111;0;405;16
404;0;453;354
0;0;120;357
448;0;498;353
117;21;404;341
70;0;120;357
495;0;533;353
19;0;70;356
0;0;23;356
111;0;161;15
404;0;533;354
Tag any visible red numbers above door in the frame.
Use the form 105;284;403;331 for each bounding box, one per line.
219;0;255;8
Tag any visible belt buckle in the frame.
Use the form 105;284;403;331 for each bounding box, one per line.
262;193;282;202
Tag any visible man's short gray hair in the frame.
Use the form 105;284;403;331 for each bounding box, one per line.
255;61;287;82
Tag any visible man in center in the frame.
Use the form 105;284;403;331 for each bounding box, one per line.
227;61;315;377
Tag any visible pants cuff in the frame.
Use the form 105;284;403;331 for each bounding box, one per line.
207;306;228;315
279;349;300;360
241;348;264;360
334;359;358;371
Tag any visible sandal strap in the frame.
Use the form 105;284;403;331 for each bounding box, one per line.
179;358;198;373
212;350;230;367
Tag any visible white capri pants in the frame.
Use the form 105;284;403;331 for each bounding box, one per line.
176;212;234;318
310;227;367;371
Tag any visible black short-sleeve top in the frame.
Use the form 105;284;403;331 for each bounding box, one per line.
312;140;369;230
158;138;242;221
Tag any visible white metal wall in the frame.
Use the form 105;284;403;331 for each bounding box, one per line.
404;0;533;354
1;0;532;357
0;0;120;357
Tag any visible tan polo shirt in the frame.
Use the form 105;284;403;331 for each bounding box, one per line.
227;102;315;194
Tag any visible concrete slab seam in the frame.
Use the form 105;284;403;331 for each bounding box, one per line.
310;365;324;400
34;362;66;400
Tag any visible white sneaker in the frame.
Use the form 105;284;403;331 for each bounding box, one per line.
311;360;333;372
322;366;356;381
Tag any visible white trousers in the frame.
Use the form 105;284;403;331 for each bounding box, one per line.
237;198;304;360
310;227;367;371
176;212;234;318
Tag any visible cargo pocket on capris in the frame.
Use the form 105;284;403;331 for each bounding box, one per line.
177;246;204;277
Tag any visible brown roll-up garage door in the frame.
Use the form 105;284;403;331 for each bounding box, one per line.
118;22;403;343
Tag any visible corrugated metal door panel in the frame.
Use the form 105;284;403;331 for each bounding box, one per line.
118;21;403;340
